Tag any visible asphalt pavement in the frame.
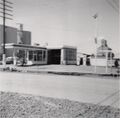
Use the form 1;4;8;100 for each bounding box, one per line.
0;71;119;108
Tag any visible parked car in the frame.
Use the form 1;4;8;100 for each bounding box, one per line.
0;61;2;65
6;57;20;65
6;57;14;64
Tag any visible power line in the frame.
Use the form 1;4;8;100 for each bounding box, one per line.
0;7;13;12
1;0;13;4
112;0;119;8
106;0;119;13
0;2;13;9
0;11;13;16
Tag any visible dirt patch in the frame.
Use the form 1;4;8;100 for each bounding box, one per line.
0;91;120;118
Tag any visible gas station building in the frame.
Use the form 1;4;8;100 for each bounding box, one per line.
0;25;77;65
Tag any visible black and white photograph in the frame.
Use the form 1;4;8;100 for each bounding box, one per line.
0;0;120;117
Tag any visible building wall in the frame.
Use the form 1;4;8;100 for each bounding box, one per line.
6;26;17;44
61;47;77;65
91;58;115;67
0;25;31;57
22;31;31;45
18;31;31;45
0;25;31;45
0;25;17;55
0;25;17;45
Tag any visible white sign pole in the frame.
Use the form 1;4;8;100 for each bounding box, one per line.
106;51;108;73
93;13;99;73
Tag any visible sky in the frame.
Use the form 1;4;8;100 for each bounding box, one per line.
0;0;119;54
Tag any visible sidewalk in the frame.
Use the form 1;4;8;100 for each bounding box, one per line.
0;64;119;76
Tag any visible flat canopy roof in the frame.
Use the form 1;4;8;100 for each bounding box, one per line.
48;45;77;50
5;43;47;50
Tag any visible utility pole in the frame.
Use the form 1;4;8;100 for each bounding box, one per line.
0;0;13;66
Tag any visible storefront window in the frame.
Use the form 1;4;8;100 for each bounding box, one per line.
29;51;33;60
64;49;76;61
29;49;46;62
33;51;37;61
37;50;42;61
34;55;37;61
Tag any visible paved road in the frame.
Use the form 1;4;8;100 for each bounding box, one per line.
0;72;120;108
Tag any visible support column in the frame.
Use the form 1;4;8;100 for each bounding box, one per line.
26;50;29;64
2;54;6;67
61;48;64;64
94;44;97;73
13;48;17;66
45;50;48;64
61;48;66;65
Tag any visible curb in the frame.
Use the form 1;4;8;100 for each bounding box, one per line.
47;71;120;77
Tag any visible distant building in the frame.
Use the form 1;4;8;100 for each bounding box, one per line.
96;39;114;59
91;39;115;66
77;39;115;67
77;53;91;66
